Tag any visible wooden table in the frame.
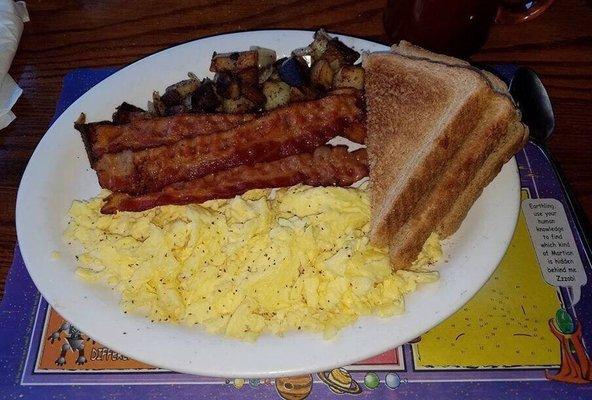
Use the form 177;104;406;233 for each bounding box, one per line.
1;0;591;296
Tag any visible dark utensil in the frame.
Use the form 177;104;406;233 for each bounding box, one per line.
509;67;555;143
509;67;591;243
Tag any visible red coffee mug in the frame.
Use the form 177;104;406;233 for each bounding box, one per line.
384;0;555;57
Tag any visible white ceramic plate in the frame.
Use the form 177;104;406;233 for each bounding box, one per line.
16;30;520;378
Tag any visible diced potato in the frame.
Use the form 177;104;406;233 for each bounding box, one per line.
182;95;192;109
250;46;277;69
258;65;274;84
310;59;334;90
160;90;183;107
241;85;266;107
289;86;318;102
310;29;332;60
237;67;259;87
191;79;221;113
291;47;313;67
151;91;166;115
210;50;258;73
332;65;364;90
111;102;147;124
215;73;241;100
274;56;288;68
165;79;200;98
160;78;200;107
165;104;187;115
221;97;256;113
269;69;281;81
262;81;291;110
320;40;359;71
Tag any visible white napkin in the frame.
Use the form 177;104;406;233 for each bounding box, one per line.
0;1;28;130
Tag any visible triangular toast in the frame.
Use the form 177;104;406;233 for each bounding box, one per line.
364;45;528;269
363;52;493;247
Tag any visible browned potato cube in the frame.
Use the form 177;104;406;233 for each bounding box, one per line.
262;81;291;110
310;29;332;60
310;59;334;90
332;65;364;90
258;65;274;84
151;91;166;115
191;79;221;113
237;67;259;86
221;96;256;113
319;39;361;71
250;46;277;69
241;85;266;107
215;73;241;100
210;50;258;73
166;79;200;98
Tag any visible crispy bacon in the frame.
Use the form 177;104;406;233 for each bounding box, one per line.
343;122;366;144
76;112;255;161
101;146;368;213
94;93;364;195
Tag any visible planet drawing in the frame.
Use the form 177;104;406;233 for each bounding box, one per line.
275;374;313;400
233;378;245;389
318;368;362;395
385;372;401;389
364;372;380;389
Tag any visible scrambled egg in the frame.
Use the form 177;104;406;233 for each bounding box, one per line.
65;185;441;340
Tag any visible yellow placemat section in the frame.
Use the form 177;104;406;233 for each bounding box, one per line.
413;190;561;369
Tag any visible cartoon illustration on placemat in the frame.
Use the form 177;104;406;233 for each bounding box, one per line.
384;372;404;389
37;307;153;371
275;375;314;400
363;372;380;390
318;368;362;395
546;308;592;384
47;321;93;366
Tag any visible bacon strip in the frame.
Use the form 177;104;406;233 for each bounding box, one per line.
76;112;255;161
343;122;366;144
94;94;364;195
101;146;368;214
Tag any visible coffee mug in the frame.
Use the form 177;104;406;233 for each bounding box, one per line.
384;0;556;57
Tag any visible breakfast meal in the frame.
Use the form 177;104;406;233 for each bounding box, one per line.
65;30;527;339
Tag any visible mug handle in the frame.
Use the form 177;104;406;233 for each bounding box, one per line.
495;0;555;24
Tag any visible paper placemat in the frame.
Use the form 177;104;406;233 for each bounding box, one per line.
1;67;591;399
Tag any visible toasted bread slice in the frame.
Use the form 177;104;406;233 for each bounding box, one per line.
379;42;528;268
363;52;492;247
393;41;509;94
437;120;528;237
391;41;528;238
393;41;471;67
388;96;518;269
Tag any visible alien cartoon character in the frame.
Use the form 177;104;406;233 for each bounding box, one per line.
48;321;94;366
